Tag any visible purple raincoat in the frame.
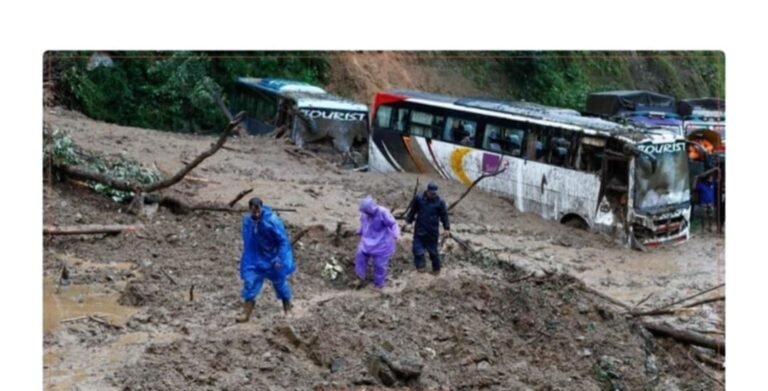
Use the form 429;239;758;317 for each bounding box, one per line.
355;196;399;287
357;196;399;256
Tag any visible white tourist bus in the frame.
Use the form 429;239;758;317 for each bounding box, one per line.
368;90;691;249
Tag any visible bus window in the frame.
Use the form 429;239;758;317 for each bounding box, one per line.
393;107;410;133
410;110;442;138
484;124;524;157
376;105;393;128
527;127;550;162
576;137;605;173
548;137;573;167
443;117;477;146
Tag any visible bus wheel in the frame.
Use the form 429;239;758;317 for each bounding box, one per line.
561;215;588;231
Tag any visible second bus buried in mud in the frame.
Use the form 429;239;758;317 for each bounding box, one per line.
368;90;691;250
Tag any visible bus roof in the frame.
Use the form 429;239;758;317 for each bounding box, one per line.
382;89;675;143
237;77;368;112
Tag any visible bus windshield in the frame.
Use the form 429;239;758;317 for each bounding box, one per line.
633;142;690;212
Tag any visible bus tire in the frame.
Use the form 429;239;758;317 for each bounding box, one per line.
561;215;588;231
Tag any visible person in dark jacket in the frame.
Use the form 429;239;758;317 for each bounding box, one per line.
236;197;296;323
406;182;450;275
694;174;717;233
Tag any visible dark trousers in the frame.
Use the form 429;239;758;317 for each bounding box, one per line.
413;234;441;271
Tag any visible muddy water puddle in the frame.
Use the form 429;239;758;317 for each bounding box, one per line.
43;279;138;334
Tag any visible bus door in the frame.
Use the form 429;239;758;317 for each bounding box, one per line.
596;147;631;237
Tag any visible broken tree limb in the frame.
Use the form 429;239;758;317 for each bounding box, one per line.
686;350;725;386
292;224;324;246
44;224;143;236
228;188;254;207
636;283;725;315
162;269;178;286
189;285;195;302
141;112;245;192
643;322;725;354
632;292;655;310
448;233;476;254
57;112;245;194
633;296;725;317
684;295;725;308
577;285;633;312
447;166;507;212
334;222;346;247
205;84;248;138
148;194;295;215
396;178;420;220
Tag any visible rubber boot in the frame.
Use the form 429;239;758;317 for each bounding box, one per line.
282;299;293;315
236;300;255;323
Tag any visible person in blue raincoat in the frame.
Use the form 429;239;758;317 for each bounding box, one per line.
405;182;450;275
237;197;296;323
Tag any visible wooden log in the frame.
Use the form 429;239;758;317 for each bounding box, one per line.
643;322;725;354
44;224;142;236
227;188;253;207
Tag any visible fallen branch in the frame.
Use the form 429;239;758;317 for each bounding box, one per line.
149;194;296;215
508;272;537;284
228;188;254;207
87;315;121;329
334;222;346;247
189;285;195;302
635;284;724;316
396;178;420;219
162;269;178;286
447;166;507;212
632;292;655;310
205;84;248;138
643;322;725;354
686;350;725;387
684;296;725;308
292;224;324;246
577;285;633;312
693;349;725;370
58;112;245;194
44;224;143;236
448;233;475;253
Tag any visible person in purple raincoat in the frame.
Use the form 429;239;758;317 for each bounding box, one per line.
355;196;399;288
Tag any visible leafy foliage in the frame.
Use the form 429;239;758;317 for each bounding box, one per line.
49;51;329;133
45;128;160;202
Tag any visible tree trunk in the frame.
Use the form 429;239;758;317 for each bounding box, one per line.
643;322;725;354
43;224;142;236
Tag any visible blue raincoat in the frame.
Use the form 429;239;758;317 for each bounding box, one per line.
240;206;295;301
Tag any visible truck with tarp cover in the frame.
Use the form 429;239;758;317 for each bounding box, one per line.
586;90;684;136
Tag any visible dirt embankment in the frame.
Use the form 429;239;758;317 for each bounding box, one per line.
43;108;724;390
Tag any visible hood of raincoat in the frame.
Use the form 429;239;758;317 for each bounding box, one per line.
360;195;379;216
